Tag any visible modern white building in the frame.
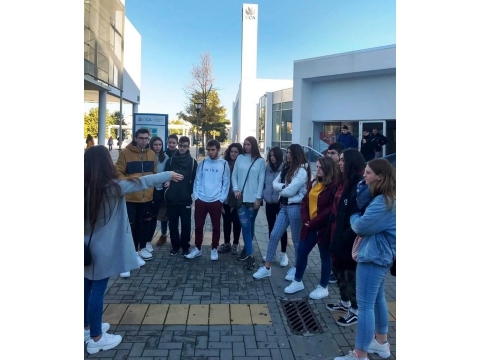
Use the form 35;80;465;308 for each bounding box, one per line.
84;0;141;145
231;4;293;150
259;45;396;156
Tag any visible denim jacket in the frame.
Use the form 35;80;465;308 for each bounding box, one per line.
350;195;396;267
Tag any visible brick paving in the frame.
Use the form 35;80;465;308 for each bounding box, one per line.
85;149;397;359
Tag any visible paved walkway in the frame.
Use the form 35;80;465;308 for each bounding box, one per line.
85;150;396;359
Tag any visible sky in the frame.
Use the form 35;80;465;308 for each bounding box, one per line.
85;0;396;122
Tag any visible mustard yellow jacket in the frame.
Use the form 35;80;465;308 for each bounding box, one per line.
115;143;158;203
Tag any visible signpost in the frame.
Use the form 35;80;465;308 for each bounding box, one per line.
132;113;169;143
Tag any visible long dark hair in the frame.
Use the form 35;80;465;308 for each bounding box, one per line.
86;134;94;144
268;146;284;172
224;143;243;162
285;144;311;184
243;136;261;160
149;136;166;163
84;146;121;228
341;149;366;188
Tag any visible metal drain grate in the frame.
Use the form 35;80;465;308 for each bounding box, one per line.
280;299;323;335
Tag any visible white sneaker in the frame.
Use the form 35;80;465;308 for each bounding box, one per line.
86;332;122;354
253;266;271;279
284;280;304;294
139;248;152;260
309;285;329;300
368;338;391;358
137;254;146;267
185;247;202;259
333;350;362;360
145;242;154;253
279;253;288;267
120;271;131;278
285;266;296;281
211;249;218;261
84;323;110;342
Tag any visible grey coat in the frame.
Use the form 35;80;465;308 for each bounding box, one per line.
263;163;284;204
84;172;173;280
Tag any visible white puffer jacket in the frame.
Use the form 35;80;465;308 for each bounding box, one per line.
272;163;309;204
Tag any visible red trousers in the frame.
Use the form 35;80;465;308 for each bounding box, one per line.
194;199;223;249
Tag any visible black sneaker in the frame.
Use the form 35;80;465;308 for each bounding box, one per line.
237;247;248;261
169;249;179;256
326;301;350;312
243;256;256;270
329;273;337;284
336;308;358;327
182;249;190;257
217;243;231;253
231;244;239;255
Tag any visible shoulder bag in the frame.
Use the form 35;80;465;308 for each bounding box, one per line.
228;158;259;208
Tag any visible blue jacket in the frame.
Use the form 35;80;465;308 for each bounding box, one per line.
337;132;358;149
350;195;396;267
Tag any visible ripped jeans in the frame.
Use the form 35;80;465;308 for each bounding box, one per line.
237;204;259;256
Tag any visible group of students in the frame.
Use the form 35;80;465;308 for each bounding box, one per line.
84;133;395;360
251;141;396;360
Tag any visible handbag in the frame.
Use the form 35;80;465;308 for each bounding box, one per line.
84;226;95;266
351;235;363;262
231;158;259;208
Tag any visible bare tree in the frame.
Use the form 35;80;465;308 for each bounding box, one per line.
185;51;217;107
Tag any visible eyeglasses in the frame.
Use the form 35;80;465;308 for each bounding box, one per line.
178;144;189;149
137;136;149;141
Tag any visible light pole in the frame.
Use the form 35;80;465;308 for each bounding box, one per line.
194;102;202;160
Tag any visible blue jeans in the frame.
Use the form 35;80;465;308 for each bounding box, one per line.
265;204;302;263
355;262;390;352
294;228;331;288
237;205;259;255
84;277;109;338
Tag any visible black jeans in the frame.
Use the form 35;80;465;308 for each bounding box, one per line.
145;188;165;243
167;204;192;252
265;202;287;252
222;204;241;245
126;201;151;251
332;265;358;310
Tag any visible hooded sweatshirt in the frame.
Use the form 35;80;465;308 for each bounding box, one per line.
164;149;198;205
193;156;230;203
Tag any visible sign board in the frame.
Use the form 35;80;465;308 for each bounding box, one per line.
132;113;169;143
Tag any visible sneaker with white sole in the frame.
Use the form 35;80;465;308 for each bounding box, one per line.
253;266;271;279
139;248;152;260
279;253;288;267
309;285;329;300
329;273;337;283
333;350;362;360
185;247;202;259
120;271;130;278
368;338;391;358
284;280;304;294
285;267;296;281
84;323;110;342
137;254;146;267
231;244;239;255
86;332;122;354
145;242;154;253
211;249;218;261
326;301;350;312
336;308;358;327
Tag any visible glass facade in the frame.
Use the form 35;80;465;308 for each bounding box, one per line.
271;100;293;149
84;0;125;89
